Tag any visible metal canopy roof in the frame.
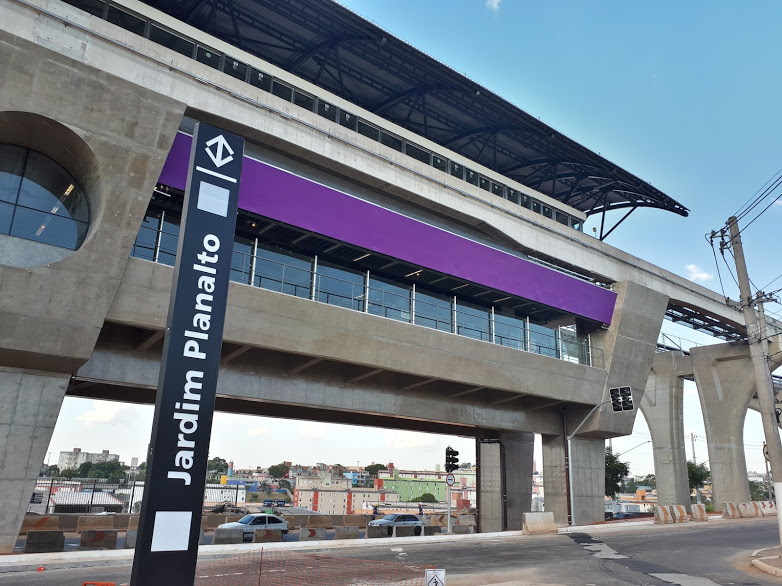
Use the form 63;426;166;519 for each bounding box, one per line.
143;0;689;234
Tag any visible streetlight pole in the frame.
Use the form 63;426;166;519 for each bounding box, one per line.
727;217;782;544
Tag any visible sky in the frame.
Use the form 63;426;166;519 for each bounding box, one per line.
46;1;782;480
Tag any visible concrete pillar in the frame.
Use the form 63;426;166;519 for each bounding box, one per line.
569;438;606;526
641;351;691;509
690;342;755;506
477;432;533;533
0;369;69;553
541;433;568;526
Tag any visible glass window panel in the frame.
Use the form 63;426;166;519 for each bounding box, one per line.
571;219;582;231
542;205;553;219
249;68;272;92
449;162;464;180
10;208;87;250
357;120;380;141
491;183;504;197
230;237;253;285
380;132;403;152
405;143;431;165
254;245;311;298
107;6;146;36
415;290;451;332
368;276;410;322
559;324;585;364
455;301;489;342
432;156;447;172
478;177;490;192
317;100;338;122
131;211;161;261
506;188;520;205
18;151;89;223
339;110;357;131
222;57;248;81
196;46;221;70
529;322;557;358
157;214;181;266
520;194;531;209
556;211;569;225
294;90;314;111
494;312;526;350
465;169;479;186
0;201;12;234
64;0;106;17
271;81;293;102
316;263;364;311
0;144;24;204
531;199;541;214
149;25;194;57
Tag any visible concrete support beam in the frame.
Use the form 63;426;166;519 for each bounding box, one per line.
0;369;69;554
541;433;568;526
569;438;606;526
641;351;691;510
477;433;533;533
287;357;323;374
221;345;251;364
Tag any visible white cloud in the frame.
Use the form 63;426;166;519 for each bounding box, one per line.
298;421;328;439
76;402;127;426
247;426;270;437
383;429;438;450
685;264;714;282
486;0;502;11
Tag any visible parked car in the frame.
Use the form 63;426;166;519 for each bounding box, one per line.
368;513;424;536
218;513;289;541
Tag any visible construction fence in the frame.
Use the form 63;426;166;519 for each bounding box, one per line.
195;549;434;586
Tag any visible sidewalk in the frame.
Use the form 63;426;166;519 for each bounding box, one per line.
751;546;782;577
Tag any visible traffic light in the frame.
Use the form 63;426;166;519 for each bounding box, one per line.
445;446;459;473
609;387;622;412
620;386;634;411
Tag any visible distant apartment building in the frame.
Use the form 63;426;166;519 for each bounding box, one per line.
57;448;119;470
296;472;350;491
293;487;399;514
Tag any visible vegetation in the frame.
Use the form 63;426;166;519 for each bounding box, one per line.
364;463;388;477
749;480;767;501
605;448;630;498
268;463;289;479
621;473;656;493
279;479;292;491
410;493;437;503
207;457;229;479
687;462;710;490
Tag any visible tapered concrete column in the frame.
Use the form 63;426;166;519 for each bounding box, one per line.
0;369;69;553
477;432;534;533
690;342;754;506
569;438;606;526
641;351;691;509
542;433;568;525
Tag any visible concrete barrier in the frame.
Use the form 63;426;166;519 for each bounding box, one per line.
128;516;139;530
457;514;476;526
299;527;326;541
654;506;674;524
392;526;418;537
669;505;689;523
280;515;310;530
21;516;60;534
334;526;360;540
24;530;64;553
429;514;451;527
202;515;228;530
252;529;283;543
112;514;131;530
759;501;778;516
690;504;708;522
423;526;441;536
366;525;389;538
522;512;557;535
451;525;474;534
213;528;244;544
307;515;338;528
124;529;138;549
738;501;761;518
343;514;373;527
226;515;244;523
58;515;79;532
722;502;739;518
77;516;115;532
80;529;118;549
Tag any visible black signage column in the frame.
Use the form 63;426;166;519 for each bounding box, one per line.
131;122;244;586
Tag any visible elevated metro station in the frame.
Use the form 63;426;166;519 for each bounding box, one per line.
0;0;776;553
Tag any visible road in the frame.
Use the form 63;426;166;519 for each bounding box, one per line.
2;517;780;585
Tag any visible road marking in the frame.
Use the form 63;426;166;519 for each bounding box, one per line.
390;547;403;552
580;542;627;559
650;573;720;585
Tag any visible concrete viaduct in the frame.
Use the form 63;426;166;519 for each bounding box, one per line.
0;0;778;554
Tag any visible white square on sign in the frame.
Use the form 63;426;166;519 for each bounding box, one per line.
426;569;446;586
150;510;192;552
197;181;230;217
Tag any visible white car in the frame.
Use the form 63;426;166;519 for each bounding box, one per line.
217;513;289;541
367;513;424;536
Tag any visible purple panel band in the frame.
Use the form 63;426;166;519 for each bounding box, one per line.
159;133;616;323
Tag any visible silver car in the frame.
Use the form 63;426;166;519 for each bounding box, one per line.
217;513;289;541
368;513;424;536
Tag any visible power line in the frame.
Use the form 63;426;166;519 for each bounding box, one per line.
733;165;782;220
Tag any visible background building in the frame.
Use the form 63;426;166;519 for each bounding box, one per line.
57;448;119;471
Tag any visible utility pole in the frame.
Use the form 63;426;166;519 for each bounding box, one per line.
726;216;782;544
691;433;697;465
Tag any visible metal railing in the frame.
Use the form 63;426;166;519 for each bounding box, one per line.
131;224;604;367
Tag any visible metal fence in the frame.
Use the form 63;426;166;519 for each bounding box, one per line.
195;550;434;586
28;479;247;514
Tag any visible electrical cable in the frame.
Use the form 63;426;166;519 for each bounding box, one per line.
738;187;782;237
734;168;782;223
706;233;728;301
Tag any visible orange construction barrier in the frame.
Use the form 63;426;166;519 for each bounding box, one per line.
82;582;116;586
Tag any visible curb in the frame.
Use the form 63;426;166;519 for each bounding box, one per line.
751;556;782;577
